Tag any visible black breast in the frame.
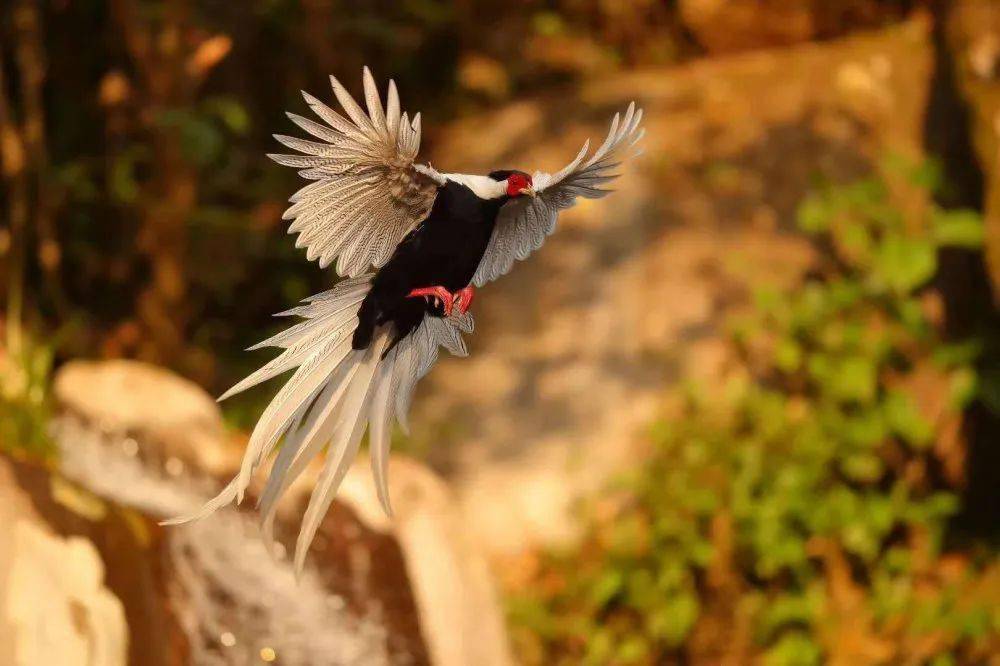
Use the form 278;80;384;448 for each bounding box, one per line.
352;180;506;349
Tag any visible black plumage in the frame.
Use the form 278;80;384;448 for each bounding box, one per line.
353;175;517;351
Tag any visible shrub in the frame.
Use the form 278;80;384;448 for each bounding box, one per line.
0;324;57;461
507;166;998;665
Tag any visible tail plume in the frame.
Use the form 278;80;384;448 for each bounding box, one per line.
163;275;474;573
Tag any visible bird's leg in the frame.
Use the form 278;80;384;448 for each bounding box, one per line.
406;286;454;316
452;286;475;314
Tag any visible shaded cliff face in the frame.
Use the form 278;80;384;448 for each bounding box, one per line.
416;17;934;557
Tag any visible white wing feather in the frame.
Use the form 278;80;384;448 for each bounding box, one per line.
473;103;644;286
270;67;444;278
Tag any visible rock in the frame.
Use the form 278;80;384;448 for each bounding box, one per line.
13;451;398;666
424;16;933;557
3;521;127;666
165;501;398;666
0;454;184;665
335;457;514;666
52;382;512;666
53;359;238;477
678;1;914;53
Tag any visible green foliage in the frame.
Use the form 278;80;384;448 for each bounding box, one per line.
508;170;998;664
0;326;57;462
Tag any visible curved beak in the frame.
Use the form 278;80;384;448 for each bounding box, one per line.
518;185;538;198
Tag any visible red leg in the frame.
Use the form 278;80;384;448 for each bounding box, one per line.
407;286;454;316
453;286;475;314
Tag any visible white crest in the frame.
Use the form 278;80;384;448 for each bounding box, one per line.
442;172;507;200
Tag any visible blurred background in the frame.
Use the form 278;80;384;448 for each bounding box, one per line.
1;0;999;664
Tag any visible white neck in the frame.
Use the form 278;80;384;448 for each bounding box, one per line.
442;172;506;200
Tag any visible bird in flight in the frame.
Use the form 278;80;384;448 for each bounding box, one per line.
168;67;644;571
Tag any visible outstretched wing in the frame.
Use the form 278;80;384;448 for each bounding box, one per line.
472;103;644;286
270;67;445;277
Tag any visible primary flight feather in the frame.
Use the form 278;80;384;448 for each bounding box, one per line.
167;67;644;572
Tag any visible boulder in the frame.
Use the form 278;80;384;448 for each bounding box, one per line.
50;363;513;665
0;448;412;665
52;359;238;477
0;454;183;666
335;457;514;666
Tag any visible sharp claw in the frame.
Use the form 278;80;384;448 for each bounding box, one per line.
453;286;475;314
407;285;457;317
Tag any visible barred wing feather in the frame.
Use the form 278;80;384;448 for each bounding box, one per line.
473;102;644;286
270;67;443;277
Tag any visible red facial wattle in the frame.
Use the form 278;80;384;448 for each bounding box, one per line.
506;173;532;197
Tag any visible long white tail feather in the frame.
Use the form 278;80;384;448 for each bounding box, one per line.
368;349;398;515
294;334;387;574
235;334;357;501
164;275;474;567
259;354;363;548
265;299;365;341
160;475;242;526
389;338;418;435
258;353;364;539
220;322;357;403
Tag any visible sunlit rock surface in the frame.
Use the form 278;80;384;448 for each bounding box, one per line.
0;455;182;665
54;359;239;477
50;358;512;665
0;460;127;666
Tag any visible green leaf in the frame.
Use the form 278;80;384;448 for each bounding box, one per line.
615;635;650;663
764;631;822;666
583;628;614;665
842;453;883;481
932;209;983;248
155;108;224;166
760;591;820;637
883;390;933;449
827;356;878;403
873;234;936;294
204;96;251;134
797;195;830;234
979;369;1000;416
908;160;944;192
932;340;982;366
648;593;699;646
775;338;802;373
532;11;565;36
589;570;624;608
110;153;140;203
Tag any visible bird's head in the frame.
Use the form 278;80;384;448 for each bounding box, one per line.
488;170;536;199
